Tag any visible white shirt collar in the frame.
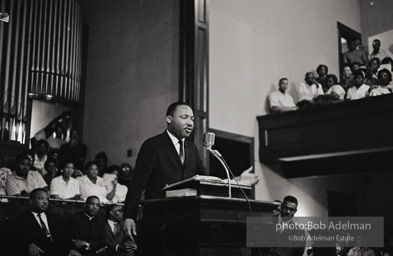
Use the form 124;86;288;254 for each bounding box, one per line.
166;130;185;147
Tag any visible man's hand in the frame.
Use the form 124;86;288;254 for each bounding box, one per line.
123;218;137;237
68;250;82;256
72;239;87;249
28;243;44;256
239;167;259;186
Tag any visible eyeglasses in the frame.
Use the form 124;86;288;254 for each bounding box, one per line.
281;205;297;212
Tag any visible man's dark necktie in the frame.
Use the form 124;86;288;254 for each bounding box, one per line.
179;140;185;164
37;213;52;242
114;222;120;234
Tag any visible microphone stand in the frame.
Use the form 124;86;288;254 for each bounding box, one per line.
206;147;232;198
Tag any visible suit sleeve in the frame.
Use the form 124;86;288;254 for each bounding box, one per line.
124;139;156;220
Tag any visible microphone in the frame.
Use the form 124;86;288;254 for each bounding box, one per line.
203;132;231;198
203;132;215;149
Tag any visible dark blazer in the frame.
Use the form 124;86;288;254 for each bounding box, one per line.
103;220;136;256
124;131;206;219
66;211;106;255
3;211;66;256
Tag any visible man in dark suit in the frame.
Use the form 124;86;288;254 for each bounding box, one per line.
66;196;106;255
103;204;136;255
2;188;79;256
123;102;206;238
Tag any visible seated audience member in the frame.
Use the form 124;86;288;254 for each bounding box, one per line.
50;160;81;200
346;70;370;100
340;64;354;91
343;39;368;66
369;39;393;61
0;153;12;195
5;153;47;196
22;149;35;170
316;64;329;92
268;77;297;114
118;163;134;186
2;188;77;256
369;68;393;96
103;204;137;255
31;111;71;150
315;74;345;104
43;158;58;186
95;151;108;177
33;139;49;175
77;161;117;203
105;165;128;203
368;57;381;79
297;72;324;108
60;128;87;172
66;196;106;255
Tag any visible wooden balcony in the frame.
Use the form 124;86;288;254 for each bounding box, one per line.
257;94;393;178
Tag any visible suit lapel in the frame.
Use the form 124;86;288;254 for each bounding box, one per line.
162;131;183;167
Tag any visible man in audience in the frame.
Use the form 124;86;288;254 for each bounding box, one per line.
66;195;106;255
296;72;324;108
2;188;79;256
270;195;305;256
5;153;47;195
103;204;136;255
316;64;329;92
268;78;297;114
60;128;87;171
343;39;368;66
95;151;109;177
369;39;393;61
123;102;258;239
33;139;49;175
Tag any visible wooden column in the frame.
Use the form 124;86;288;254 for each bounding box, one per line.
179;0;209;167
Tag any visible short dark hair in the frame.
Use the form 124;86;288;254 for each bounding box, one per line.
166;102;191;116
369;57;381;66
283;195;298;206
86;195;100;204
95;151;108;162
30;188;48;200
381;57;393;65
59;159;74;171
105;204;122;219
106;165;121;174
354;69;365;78
378;68;392;82
37;139;49;149
44;158;58;170
278;78;288;85
317;64;328;74
16;152;31;164
85;161;97;172
326;74;338;85
373;39;380;45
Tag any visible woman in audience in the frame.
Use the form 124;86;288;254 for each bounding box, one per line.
315;74;345;104
77;161;117;203
340;65;354;91
369;68;393;96
42;158;58;186
105;165;128;203
50;160;81;199
346;70;370;100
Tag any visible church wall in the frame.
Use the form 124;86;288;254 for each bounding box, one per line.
81;0;180;166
